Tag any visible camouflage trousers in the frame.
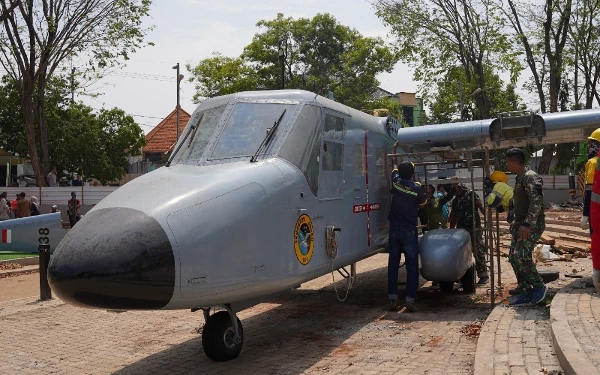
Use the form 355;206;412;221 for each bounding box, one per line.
465;228;488;278
509;220;545;293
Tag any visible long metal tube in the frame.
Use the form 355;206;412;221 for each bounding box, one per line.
396;108;600;152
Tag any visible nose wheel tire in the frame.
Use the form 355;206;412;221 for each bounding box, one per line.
202;311;243;361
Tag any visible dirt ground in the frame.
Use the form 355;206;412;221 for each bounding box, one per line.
0;272;41;302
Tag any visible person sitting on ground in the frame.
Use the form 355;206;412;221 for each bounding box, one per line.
10;194;18;218
16;192;31;218
0;192;9;221
30;196;40;216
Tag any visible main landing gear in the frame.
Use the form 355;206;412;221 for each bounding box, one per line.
200;304;243;361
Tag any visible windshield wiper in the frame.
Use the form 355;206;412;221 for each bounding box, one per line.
166;114;203;167
250;109;287;163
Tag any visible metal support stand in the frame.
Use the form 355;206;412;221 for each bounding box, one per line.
484;150;496;308
39;244;51;301
386;148;502;308
496;210;502;292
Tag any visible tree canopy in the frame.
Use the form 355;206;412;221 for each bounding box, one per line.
0;77;146;185
374;0;519;120
187;13;399;110
0;0;153;185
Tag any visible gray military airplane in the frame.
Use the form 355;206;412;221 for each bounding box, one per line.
47;89;600;362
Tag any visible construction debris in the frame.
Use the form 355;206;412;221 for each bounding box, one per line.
539;234;555;245
460;321;484;338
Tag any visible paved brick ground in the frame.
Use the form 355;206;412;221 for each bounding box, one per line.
474;252;597;375
0;254;494;375
475;305;562;375
550;280;600;375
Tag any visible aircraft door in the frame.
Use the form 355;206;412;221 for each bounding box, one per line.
318;112;347;199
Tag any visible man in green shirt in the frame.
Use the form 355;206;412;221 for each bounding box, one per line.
449;183;489;285
505;148;547;306
422;184;454;230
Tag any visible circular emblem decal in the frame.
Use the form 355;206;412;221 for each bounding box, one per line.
294;214;314;265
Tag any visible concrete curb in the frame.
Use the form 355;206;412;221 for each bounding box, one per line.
0;257;39;266
551;291;600;375
474;305;503;374
0;265;39;276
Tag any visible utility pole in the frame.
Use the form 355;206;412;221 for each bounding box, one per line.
71;67;75;103
173;63;183;139
278;39;285;89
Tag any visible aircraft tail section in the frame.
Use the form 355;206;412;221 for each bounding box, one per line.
396;109;600;153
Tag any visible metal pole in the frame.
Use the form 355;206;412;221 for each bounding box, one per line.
173;63;181;140
39;243;51;301
496;210;502;291
278;40;285;89
484;149;495;307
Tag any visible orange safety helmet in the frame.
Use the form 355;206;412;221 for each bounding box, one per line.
490;170;508;184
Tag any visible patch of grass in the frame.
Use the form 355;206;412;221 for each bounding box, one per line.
0;252;38;261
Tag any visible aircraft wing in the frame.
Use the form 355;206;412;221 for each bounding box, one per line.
396;109;600;153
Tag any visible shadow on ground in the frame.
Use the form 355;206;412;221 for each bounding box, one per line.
113;262;493;375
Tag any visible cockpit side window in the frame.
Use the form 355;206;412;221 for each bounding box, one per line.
210;102;296;160
171;104;227;164
278;104;322;196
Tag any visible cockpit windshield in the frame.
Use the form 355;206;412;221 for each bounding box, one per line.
170;104;227;164
210;102;296;160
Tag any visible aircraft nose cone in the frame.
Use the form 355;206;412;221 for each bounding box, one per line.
48;207;175;310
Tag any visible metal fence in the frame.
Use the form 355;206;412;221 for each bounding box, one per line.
0;173;574;207
1;186;119;205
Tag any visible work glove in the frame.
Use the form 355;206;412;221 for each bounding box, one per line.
496;205;505;213
507;209;514;224
580;216;590;230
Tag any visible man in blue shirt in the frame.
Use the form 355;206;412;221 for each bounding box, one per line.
388;142;427;312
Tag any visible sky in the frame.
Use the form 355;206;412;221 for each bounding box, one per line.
78;0;418;133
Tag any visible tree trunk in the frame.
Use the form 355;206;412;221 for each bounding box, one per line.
36;73;49;176
21;81;44;186
537;145;555;174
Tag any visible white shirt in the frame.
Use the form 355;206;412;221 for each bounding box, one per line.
47;172;57;187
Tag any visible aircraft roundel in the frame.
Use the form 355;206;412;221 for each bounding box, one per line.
294;214;314;265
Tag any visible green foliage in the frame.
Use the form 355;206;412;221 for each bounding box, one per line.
186;53;259;101
374;0;520;119
0;77;146;185
425;67;527;124
0;0;153;184
360;97;406;124
568;0;600;108
187;13;398;109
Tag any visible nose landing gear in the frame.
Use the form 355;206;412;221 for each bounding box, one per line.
201;305;243;361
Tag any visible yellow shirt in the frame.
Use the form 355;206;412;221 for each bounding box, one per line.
586;157;597;186
486;182;514;212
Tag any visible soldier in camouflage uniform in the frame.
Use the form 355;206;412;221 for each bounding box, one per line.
505;148;547;306
449;183;489;284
